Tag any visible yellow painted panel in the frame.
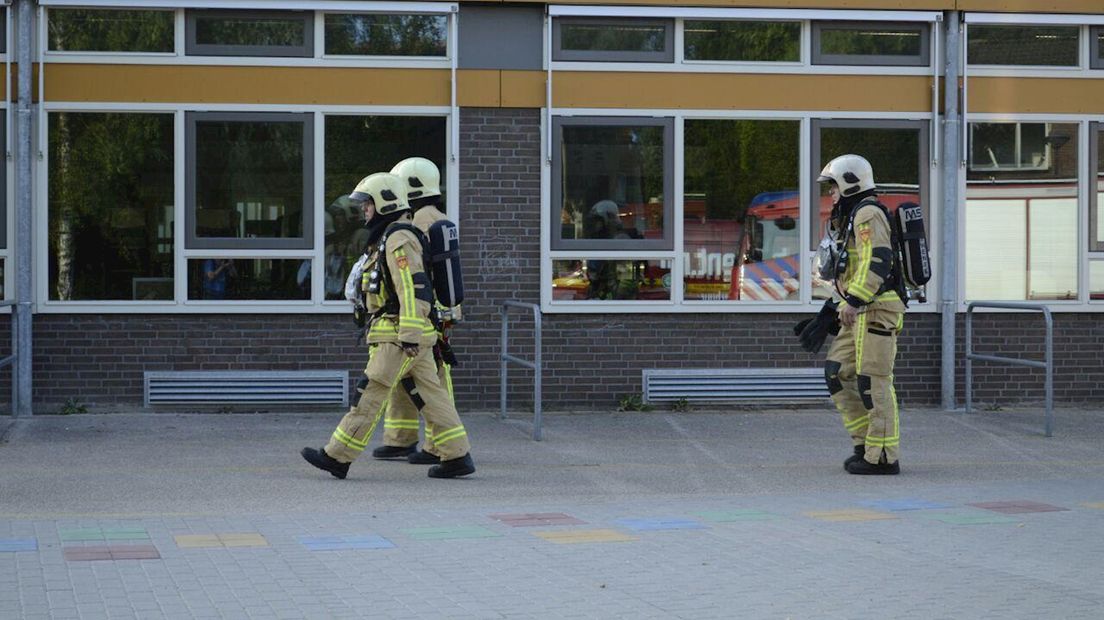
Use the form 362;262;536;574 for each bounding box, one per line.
495;0;954;8
554;72;933;112
458;69;501;107
970;77;1104;115
501;70;546;108
45;64;451;105
957;0;1104;12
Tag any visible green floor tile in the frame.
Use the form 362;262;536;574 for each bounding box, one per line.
401;526;502;541
60;529;105;542
102;528;150;541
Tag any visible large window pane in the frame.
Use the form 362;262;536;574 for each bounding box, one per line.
684;119;799;301
187;258;309;301
187;10;312;57
684;21;799;62
1094;28;1104;69
554;18;673;62
813;22;928;66
553;119;670;250
1092;126;1104;252
1091;261;1104;301
324;14;447;56
551;259;669;301
188;113;312;250
48;112;174;301
968;25;1079;67
48;9;173;53
966;122;1078;301
323;115;447;300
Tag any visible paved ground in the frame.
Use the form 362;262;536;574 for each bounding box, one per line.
1;404;1102;619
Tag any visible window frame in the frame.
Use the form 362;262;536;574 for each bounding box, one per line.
811;21;930;67
550;115;674;253
185;9;314;58
184;111;315;251
321;11;449;59
45;7;176;55
681;18;803;64
1091;122;1103;253
965;23;1081;69
552;17;674;63
968;122;1053;173
1092;26;1104;70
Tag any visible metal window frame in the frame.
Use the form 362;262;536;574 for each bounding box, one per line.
811;21;930;67
681;18;802;64
550;115;674;252
184;257;313;301
320;11;448;59
185;111;314;251
40;0;453;12
965;23;1081;69
552;16;673;63
45;6;175;54
967;121;1053;173
1092;26;1103;70
185;8;313;57
1091;122;1103;253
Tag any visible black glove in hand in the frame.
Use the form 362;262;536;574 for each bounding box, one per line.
794;300;839;354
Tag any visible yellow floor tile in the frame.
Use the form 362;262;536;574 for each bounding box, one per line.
174;535;222;548
531;529;636;544
1083;502;1104;510
219;534;268;547
804;509;898;522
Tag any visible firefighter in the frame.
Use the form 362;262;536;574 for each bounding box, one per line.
806;154;905;475
369;157;461;466
301;172;474;479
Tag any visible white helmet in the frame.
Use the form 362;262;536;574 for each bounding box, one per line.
390;157;441;200
817;154;875;198
348;172;409;216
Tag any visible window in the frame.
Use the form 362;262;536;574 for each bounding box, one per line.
684;21;800;63
48;112;175;301
683;119;800;301
47;8;174;53
812;120;929;301
552;117;672;251
965;122;1079;301
186;10;312;57
187;258;309;301
812;22;929;66
553;18;673;62
968;25;1079;67
324;13;447;57
1091;123;1104;253
1093;27;1104;70
186;112;313;250
970;122;1051;172
551;259;670;301
1091;261;1104;301
323;115;447;300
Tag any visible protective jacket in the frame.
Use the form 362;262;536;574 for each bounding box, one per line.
834;199;906;314
362;213;439;347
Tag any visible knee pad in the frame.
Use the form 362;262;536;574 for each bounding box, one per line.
824;361;843;395
400;377;426;411
856;374;874;410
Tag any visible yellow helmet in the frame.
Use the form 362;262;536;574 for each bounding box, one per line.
390;157;441;200
348;172;409;216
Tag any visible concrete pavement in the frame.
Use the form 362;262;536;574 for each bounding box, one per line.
1;405;1102;619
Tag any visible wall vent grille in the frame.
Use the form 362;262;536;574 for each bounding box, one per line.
144;371;348;407
643;368;828;403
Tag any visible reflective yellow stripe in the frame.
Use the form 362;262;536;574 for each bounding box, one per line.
844;414;869;431
854;313;867;375
443;364;454;400
433;426;467;445
849;233;875;300
395;248;417;321
332;427;367;451
384;420;420;429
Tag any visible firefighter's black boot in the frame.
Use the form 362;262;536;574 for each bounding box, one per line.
371;442;417;460
408;450;441;465
846;458;900;476
427;453;475;478
300;447;350;479
844;445;865;469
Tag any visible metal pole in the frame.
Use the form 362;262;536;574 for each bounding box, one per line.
964;304;972;415
532;305;541;441
1043;309;1053;437
940;11;960;412
499;304;507;420
14;0;33;417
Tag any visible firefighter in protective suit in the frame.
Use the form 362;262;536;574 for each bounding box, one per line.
807;154;905;475
369;157;461;466
301;172;474;479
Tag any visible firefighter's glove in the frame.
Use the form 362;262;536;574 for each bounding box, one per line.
437;339;459;367
352;305;366;328
794;300;839;354
401;342;420;358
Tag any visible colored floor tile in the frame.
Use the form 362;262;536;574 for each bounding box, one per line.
532;529;637;544
489;512;586;527
401;526;502;541
0;539;37;552
693;510;777;522
614;518;708;531
968;501;1070;514
1084;502;1104;509
916;512;1020;525
174;533;268;549
63;545;160;561
859;499;952;512
804;509;898;522
60;527;149;542
300;535;395;551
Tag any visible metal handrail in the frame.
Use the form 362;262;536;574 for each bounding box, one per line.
0;300;16;416
500;300;542;441
965;301;1053;437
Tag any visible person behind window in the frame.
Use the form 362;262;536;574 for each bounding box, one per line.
202;258;235;300
584;200;635;299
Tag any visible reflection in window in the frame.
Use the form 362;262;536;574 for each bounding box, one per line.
814;22;928;66
562;22;665;53
194;117;305;242
684;21;799;62
188;258;310;301
966;122;1078;301
970;123;1049;171
48;112;174;301
325;14;447;56
48;9;174;53
968;25;1079;67
324;115;446;299
1092;127;1104;252
552;259;670;301
1091;261;1104;301
558;124;665;245
188;10;311;57
684;120;799;301
1095;28;1104;68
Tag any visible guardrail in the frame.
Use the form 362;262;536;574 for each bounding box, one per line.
499;300;542;441
0;301;15;415
965;301;1053;437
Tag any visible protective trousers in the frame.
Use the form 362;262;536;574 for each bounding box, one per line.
825;306;902;465
325;343;470;463
381;361;456;457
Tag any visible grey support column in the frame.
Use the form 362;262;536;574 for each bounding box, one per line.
14;0;33;416
940;11;961;411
